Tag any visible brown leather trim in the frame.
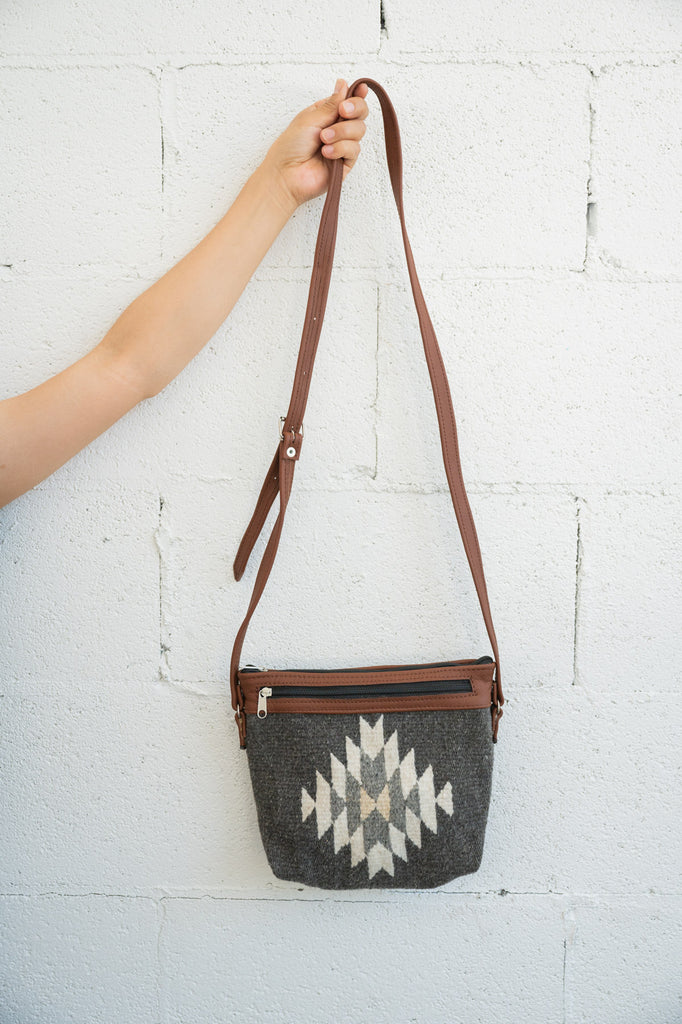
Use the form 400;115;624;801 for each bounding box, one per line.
239;661;495;716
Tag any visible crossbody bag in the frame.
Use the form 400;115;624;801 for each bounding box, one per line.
228;77;504;889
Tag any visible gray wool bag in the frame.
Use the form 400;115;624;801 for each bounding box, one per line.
228;77;504;890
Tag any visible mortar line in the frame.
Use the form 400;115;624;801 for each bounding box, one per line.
1;55;680;72
583;68;597;272
372;283;380;479
2;889;679;901
155;897;167;1024
572;497;583;686
562;936;568;1024
157;495;170;679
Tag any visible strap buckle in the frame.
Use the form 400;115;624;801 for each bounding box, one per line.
491;702;503;743
234;705;247;748
279;416;304;442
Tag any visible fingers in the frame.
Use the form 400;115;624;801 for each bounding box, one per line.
320;139;362;168
319;84;368;164
336;89;370;124
308;80;370;124
320;116;366;156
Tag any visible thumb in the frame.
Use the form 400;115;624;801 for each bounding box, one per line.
308;78;347;124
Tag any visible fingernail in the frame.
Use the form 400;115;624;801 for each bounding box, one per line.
342;100;354;114
334;78;343;93
322;128;335;141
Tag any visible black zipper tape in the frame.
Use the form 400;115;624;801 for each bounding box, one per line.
269;678;473;699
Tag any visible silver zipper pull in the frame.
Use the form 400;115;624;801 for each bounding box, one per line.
257;686;273;719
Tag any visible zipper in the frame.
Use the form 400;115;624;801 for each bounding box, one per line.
242;655;493;676
256;676;473;719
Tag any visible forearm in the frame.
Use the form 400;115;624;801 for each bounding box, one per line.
97;159;296;398
0;344;146;506
0;161;295;508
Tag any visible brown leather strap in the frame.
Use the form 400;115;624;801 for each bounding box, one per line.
230;77;503;733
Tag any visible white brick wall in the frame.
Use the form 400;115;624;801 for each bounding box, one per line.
1;1;681;1020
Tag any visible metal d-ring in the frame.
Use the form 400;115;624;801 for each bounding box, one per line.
279;416;304;442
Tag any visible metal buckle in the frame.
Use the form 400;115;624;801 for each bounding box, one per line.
279;416;304;442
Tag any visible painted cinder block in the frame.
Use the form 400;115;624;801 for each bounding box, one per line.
0;68;162;275
160;893;565;1023
376;279;682;488
351;63;589;274
0;481;159;689
0;0;378;59
162;0;378;60
471;691;681;897
592;64;682;277
576;493;682;694
384;0;682;56
0;894;159;1022
0;687;265;893
566;897;682;1024
0;0;160;56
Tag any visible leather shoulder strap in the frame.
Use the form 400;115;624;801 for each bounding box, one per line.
230;78;503;734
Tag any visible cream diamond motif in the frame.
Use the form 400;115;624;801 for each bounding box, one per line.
301;715;455;879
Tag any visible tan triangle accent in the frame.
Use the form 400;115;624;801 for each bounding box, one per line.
436;780;453;816
360;786;376;821
376;783;390;821
301;787;315;822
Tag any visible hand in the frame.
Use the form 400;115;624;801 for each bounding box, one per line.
262;78;370;210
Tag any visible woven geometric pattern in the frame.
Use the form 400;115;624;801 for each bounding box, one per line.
301;715;455;879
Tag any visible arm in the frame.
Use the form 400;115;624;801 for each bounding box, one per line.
0;77;369;509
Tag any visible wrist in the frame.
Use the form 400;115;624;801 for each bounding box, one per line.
253;157;299;219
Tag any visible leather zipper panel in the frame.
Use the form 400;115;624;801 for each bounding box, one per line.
239;661;496;718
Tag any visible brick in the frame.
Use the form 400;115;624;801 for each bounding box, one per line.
0;483;159;688
576;493;682;694
472;691;681;896
567;898;682;1024
0;0;378;58
384;0;682;55
376;279;682;487
0;895;158;1022
160;894;564;1022
162;1;378;59
592;64;682;276
0;68;161;273
0;0;160;56
0;688;263;892
360;64;588;273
